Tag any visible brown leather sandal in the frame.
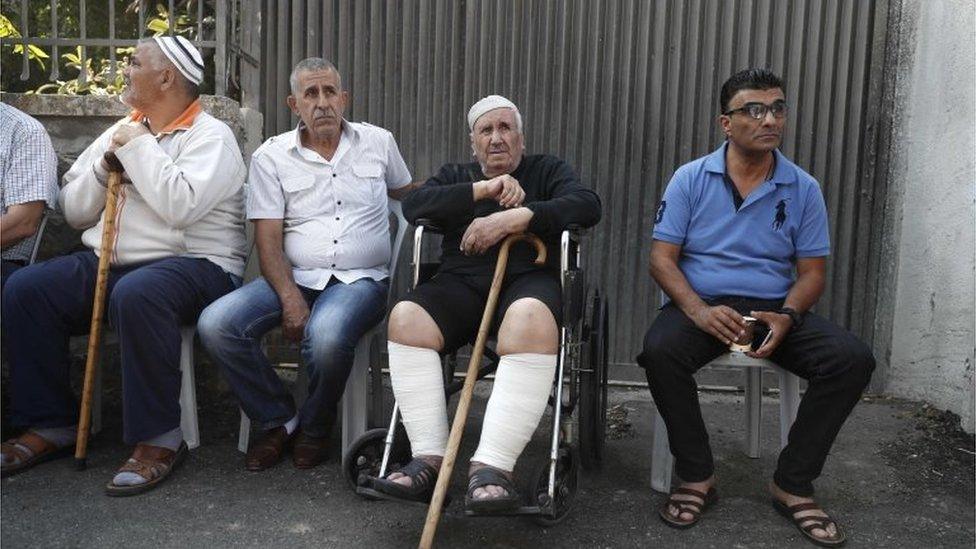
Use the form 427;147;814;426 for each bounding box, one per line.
773;500;847;547
1;432;73;479
104;441;188;497
658;486;718;529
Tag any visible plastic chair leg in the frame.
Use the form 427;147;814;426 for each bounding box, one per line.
744;367;762;458
179;326;200;450
777;369;801;449
238;411;251;453
341;333;371;460
650;407;674;493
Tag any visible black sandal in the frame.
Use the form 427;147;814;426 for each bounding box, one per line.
464;466;521;514
773;500;847;547
658;486;718;529
361;458;442;505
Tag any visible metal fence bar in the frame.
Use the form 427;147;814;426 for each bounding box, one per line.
109;0;117;83
49;0;59;81
168;0;175;36
215;0;227;95
19;0;28;80
138;0;145;39
79;0;88;85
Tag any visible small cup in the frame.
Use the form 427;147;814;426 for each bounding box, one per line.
729;316;757;353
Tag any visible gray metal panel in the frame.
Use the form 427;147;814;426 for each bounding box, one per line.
254;0;887;369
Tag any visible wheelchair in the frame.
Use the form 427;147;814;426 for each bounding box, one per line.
343;220;610;525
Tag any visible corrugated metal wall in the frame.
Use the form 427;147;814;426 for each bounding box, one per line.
243;0;889;370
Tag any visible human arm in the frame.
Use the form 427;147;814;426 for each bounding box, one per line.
649;240;748;345
253;219;308;342
0;201;46;249
748;256;826;357
521;157;601;237
114;122;246;229
60;121;122;229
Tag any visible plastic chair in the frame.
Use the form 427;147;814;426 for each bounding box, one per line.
27;212;49;264
237;199;409;459
650;352;801;493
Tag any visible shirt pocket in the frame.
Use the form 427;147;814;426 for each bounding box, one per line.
280;175;321;218
351;164;385;204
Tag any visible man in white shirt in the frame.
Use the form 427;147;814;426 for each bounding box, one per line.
198;58;415;471
1;37;247;496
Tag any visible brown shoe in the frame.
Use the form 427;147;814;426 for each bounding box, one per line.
245;426;293;472
292;432;330;469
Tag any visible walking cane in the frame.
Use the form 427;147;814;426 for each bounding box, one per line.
74;151;124;471
418;232;546;549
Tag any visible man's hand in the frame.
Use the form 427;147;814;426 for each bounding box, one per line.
100;122;151;174
689;304;749;346
474;174;525;208
280;292;310;343
746;310;793;358
460;208;532;255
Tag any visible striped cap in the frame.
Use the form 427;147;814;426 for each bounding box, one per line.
153;36;204;85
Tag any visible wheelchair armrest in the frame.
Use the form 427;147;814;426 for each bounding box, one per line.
414;218;445;234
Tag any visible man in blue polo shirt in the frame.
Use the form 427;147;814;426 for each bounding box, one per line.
639;68;874;547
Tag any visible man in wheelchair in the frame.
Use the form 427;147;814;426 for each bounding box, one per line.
366;95;601;513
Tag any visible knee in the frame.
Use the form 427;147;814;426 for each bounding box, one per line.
388;301;442;350
1;266;41;311
197;299;237;347
496;298;558;355
841;338;876;384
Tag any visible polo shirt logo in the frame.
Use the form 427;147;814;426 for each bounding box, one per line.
654;200;667;224
773;198;789;230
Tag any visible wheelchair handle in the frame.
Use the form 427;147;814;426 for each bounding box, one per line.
413;218;445;234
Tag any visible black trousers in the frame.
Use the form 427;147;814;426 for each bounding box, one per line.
637;297;875;497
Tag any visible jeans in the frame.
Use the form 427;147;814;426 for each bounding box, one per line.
3;251;238;444
636;297;875;496
197;276;388;438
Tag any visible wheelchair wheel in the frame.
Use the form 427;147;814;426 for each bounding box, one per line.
579;290;609;471
342;426;411;495
531;445;579;527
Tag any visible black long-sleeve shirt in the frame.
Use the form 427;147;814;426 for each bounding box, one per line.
403;154;602;276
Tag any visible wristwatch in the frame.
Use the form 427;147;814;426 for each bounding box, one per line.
777;307;803;331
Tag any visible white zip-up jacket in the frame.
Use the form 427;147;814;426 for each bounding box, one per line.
60;100;247;277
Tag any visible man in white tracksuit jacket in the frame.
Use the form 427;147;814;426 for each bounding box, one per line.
1;36;246;497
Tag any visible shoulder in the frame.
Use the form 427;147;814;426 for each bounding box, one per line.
189;111;238;144
777;153;824;196
350;121;396;145
669;155;711;189
252;129;294;160
2;105;47;140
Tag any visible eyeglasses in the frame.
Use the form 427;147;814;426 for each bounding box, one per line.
722;101;788;120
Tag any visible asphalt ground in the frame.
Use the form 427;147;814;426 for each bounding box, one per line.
2;364;974;549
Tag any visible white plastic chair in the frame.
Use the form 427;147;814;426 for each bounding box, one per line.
90;327;200;447
650;352;801;493
237;199;409;459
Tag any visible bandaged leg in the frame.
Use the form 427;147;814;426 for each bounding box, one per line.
388;341;448;458
471;353;557;471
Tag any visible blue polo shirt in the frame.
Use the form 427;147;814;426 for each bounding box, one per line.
652;142;830;300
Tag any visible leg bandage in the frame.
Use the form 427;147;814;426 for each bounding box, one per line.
471;353;557;471
388;341;448;457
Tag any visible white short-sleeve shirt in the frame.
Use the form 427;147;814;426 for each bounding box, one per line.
247;120;412;289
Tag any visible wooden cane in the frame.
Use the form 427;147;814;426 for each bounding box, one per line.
418;232;546;549
73;151;124;470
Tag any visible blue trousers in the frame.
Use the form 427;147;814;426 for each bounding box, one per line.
3;251;238;444
197;276;388;438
